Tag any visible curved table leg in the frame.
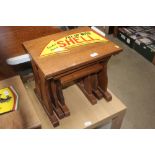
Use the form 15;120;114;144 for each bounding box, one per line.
91;73;103;100
56;80;70;117
77;75;97;105
38;71;59;127
50;80;65;119
98;58;112;101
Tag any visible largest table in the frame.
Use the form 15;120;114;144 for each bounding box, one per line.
23;27;123;127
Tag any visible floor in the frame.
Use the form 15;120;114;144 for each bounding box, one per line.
107;35;155;128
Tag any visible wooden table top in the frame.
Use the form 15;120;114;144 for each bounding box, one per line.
0;76;41;129
23;27;123;79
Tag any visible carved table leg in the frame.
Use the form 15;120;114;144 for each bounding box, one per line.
56;80;70;116
31;60;42;101
98;59;112;101
38;71;59;127
77;75;97;105
91;73;103;99
50;80;65;119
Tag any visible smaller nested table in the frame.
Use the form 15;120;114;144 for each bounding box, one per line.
23;27;123;127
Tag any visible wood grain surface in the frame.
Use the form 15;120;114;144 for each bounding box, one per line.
0;76;41;129
23;27;123;79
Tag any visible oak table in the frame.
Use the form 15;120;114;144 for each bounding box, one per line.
23;27;123;127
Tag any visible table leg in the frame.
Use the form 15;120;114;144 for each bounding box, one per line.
77;75;97;105
98;59;112;101
39;72;59;127
31;60;42;101
91;73;103;99
56;80;70;116
50;80;65;119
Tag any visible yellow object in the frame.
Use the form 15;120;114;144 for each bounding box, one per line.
0;86;18;114
40;31;108;57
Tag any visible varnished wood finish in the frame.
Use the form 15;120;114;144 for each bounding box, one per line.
0;76;41;129
31;60;42;100
60;63;102;85
37;68;59;127
82;75;97;104
23;27;122;78
91;74;103;99
50;80;65;119
23;27;123;127
56;80;70;116
98;57;112;101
